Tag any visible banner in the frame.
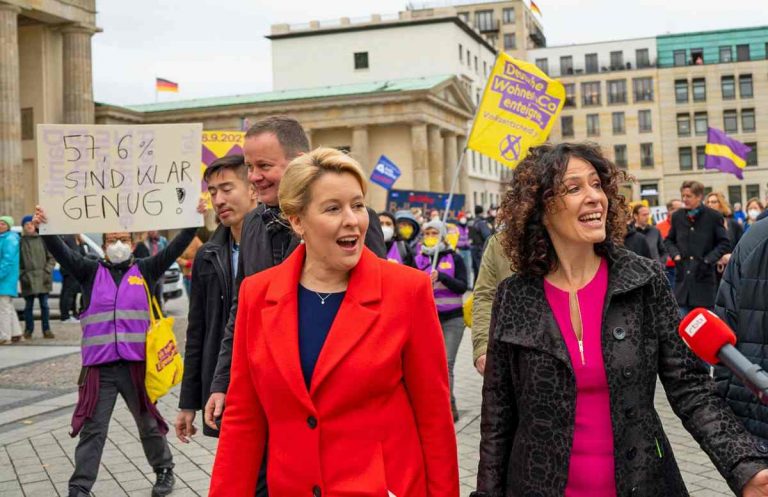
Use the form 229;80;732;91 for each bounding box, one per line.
467;53;565;169
387;189;466;219
37;124;203;234
369;155;401;190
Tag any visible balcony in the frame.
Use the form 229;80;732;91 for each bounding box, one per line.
476;19;499;33
529;25;546;47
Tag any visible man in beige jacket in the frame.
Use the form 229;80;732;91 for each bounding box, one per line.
471;233;512;375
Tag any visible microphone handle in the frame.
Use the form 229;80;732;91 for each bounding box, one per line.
718;344;768;405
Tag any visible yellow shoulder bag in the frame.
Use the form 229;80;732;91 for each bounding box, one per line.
142;280;184;403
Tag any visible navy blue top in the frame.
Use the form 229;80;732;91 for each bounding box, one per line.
297;284;345;390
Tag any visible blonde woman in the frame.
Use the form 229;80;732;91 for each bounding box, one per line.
210;148;459;497
705;191;743;274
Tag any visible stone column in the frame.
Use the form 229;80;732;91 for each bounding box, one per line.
443;131;458;193
304;128;313;148
427;125;444;192
0;3;22;217
62;24;96;124
351;126;369;172
410;122;429;190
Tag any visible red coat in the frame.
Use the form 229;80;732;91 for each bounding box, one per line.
210;244;459;497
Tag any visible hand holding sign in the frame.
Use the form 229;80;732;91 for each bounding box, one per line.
37;124;204;234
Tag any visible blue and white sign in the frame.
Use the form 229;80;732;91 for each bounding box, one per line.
370;155;401;190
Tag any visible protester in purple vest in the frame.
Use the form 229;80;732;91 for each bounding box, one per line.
378;211;415;267
31;205;200;497
414;219;468;422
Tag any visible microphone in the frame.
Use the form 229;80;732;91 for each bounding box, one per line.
678;308;768;405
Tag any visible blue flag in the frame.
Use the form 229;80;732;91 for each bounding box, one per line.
370;155;401;190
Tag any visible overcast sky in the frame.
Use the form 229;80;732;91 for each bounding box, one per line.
93;0;768;106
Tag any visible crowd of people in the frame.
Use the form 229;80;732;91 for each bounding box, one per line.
3;114;768;497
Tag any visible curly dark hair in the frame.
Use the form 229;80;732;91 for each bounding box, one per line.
498;142;631;278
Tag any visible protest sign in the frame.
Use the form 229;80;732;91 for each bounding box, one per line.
369;155;401;190
201;130;245;208
387;189;466;219
37;123;203;234
467;53;565;169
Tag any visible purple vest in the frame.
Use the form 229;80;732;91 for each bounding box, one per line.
386;242;404;264
415;252;463;313
80;264;151;366
457;225;470;249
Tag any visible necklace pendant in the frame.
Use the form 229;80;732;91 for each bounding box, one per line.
321;300;325;305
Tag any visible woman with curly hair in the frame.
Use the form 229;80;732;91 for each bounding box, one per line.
472;142;768;497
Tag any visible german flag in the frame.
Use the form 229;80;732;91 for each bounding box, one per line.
530;0;542;16
156;78;179;93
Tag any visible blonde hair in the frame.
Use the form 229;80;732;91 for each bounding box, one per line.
705;191;732;217
278;147;368;217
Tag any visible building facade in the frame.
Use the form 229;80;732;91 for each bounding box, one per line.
0;0;98;220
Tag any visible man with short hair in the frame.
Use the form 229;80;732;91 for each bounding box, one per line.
175;155;257;443
632;204;667;267
665;180;730;316
204;116;386;497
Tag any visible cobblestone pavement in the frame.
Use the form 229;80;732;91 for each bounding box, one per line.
0;298;738;496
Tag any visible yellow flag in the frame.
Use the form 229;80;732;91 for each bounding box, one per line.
201;130;246;207
467;53;565;169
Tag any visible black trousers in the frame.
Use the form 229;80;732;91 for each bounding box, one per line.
68;362;173;495
60;274;80;320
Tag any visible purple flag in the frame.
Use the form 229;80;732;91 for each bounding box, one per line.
704;127;751;179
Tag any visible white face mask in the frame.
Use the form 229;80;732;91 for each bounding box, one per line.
106;241;132;264
381;226;394;242
748;209;761;221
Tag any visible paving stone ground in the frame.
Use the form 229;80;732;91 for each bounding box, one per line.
0;297;737;496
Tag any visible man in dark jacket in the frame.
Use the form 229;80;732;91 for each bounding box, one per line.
714;218;768;441
175;155;257;441
203;116;386;497
469;205;492;283
665;180;730;316
623;222;651;259
632;204;667;267
19;215;56;338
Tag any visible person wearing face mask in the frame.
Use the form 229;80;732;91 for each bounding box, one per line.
745;198;766;232
395;209;422;251
31;206;201;497
378;211;415;267
414;219;468;422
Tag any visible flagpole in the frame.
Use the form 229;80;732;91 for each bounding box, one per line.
431;146;468;271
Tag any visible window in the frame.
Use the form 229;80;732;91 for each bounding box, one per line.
721;76;735;99
587;114;600;136
723;110;738;133
458;44;463;62
694;112;708;135
466;49;471;67
636;48;650;68
535;58;548;74
641;143;654;167
742;108;756;132
581;81;601;106
560;56;573;75
607;79;626;104
673;49;686;66
638;110;652;133
614;145;627;169
745;142;758;166
675;79;688;103
21;107;34;141
692;78;706;102
633;77;654;102
354;52;369;69
691;48;704;65
610;51;624;70
564;83;576;107
585;53;598;74
503;33;516;50
483;61;487;76
561;115;574;138
502;7;515;24
739;74;753;98
641;183;659;207
747;184;760;201
612;112;625;135
679;147;693;171
475;56;478;74
676;113;691;136
736;44;750;61
719;46;732;63
696;145;706;169
474;10;495;31
728;185;742;206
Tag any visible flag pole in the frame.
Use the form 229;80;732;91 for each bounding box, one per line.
431;146;468;271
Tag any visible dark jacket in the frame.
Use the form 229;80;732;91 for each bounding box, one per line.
178;225;234;436
725;216;744;250
635;223;667;266
623;224;652;259
470;217;492;248
384;239;416;267
209;205;386;394
19;234;56;296
664;205;730;308
476;248;768;497
714;218;768;440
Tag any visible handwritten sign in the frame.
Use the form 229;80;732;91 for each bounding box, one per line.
37;124;204;234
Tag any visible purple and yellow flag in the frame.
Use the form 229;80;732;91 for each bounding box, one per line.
705;127;751;179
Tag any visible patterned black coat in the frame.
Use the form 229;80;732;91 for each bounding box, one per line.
475;248;768;497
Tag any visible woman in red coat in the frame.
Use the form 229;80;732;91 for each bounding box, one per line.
210;148;459;497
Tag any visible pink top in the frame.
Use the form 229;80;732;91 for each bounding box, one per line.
543;259;616;497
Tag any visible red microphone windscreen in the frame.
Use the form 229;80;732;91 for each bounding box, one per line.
678;308;737;365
